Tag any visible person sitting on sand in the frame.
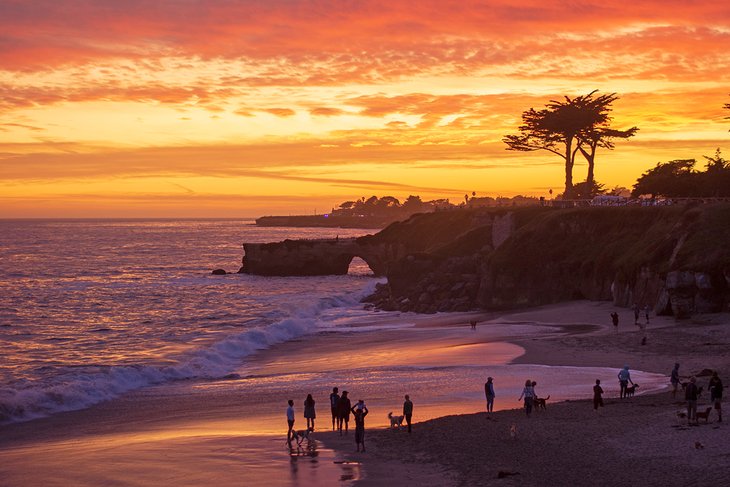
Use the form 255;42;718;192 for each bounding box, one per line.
350;400;369;452
685;376;699;425
304;393;316;432
286;399;295;447
593;379;604;411
518;379;535;417
618;366;634;399
485;377;495;414
708;371;723;423
329;387;340;431
670;363;681;399
337;390;352;435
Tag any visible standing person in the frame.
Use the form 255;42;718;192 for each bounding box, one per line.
350;400;369;452
644;305;650;325
670;363;681;399
518;379;535;417
286;399;295;447
303;393;316;432
618;366;634;399
338;390;352;435
593;379;604;411
708;371;723;423
633;303;640;325
685;376;699;425
610;312;619;333
403;394;414;433
485;377;495;414
329;387;340;431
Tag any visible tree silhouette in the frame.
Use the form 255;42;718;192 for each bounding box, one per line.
631;159;697;198
504;91;637;198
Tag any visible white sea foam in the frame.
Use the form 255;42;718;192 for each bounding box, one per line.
0;276;380;424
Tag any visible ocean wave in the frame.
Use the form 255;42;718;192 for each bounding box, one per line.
0;280;379;424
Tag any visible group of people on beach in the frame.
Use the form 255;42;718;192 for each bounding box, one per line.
674;365;724;425
286;387;414;452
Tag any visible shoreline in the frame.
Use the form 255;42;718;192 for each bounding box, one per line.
1;301;727;486
319;302;729;486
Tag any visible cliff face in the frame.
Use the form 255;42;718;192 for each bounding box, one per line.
366;204;730;317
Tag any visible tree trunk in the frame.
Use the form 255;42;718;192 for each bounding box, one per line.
564;137;574;197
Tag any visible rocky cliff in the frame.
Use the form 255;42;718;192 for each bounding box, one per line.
365;204;730;317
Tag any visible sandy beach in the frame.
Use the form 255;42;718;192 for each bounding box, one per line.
320;302;730;486
1;301;727;486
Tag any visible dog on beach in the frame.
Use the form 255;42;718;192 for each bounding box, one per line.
696;407;713;424
388;412;405;429
289;428;312;447
509;423;517;440
625;384;639;397
534;395;550;410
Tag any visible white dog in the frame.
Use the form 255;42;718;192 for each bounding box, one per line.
289;428;312;447
388;411;405;429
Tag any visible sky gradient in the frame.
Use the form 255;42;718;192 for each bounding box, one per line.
1;0;729;217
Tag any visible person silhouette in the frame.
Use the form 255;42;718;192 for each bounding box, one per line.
593;379;604;411
350;400;369;452
403;394;413;433
286;399;295;447
304;393;316;432
518;379;535;417
338;390;352;435
329;387;340;431
485;377;495;414
618;366;633;399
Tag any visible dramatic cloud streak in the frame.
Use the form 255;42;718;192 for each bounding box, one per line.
0;0;728;216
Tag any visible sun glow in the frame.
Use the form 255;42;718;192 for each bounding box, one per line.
1;0;729;217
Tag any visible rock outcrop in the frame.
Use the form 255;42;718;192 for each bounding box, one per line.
243;204;730;318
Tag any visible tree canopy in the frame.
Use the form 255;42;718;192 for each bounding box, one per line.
631;150;730;198
503;91;637;198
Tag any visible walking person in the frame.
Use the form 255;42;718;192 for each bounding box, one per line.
593;379;604;411
329;387;340;431
286;399;295;448
644;305;650;325
338;390;352;435
708;371;723;423
633;303;640;325
685;376;699;425
304;393;316;432
618;365;634;399
350;400;369;452
611;312;619;333
403;394;414;433
518;379;535;417
485;377;495;414
670;363;681;399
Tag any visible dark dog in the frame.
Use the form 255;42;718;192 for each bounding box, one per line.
625;384;639;397
696;407;713;424
534;395;551;410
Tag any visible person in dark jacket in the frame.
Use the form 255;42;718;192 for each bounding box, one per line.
337;390;352;435
685;376;699;425
403;394;414;433
303;393;316;432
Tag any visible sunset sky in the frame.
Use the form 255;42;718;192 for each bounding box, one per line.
1;0;729;217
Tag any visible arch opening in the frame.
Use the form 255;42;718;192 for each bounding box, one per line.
347;256;375;276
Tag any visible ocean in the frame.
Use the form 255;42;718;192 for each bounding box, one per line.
0;219;669;486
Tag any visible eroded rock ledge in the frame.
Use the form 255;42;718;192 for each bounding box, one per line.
241;205;730;317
